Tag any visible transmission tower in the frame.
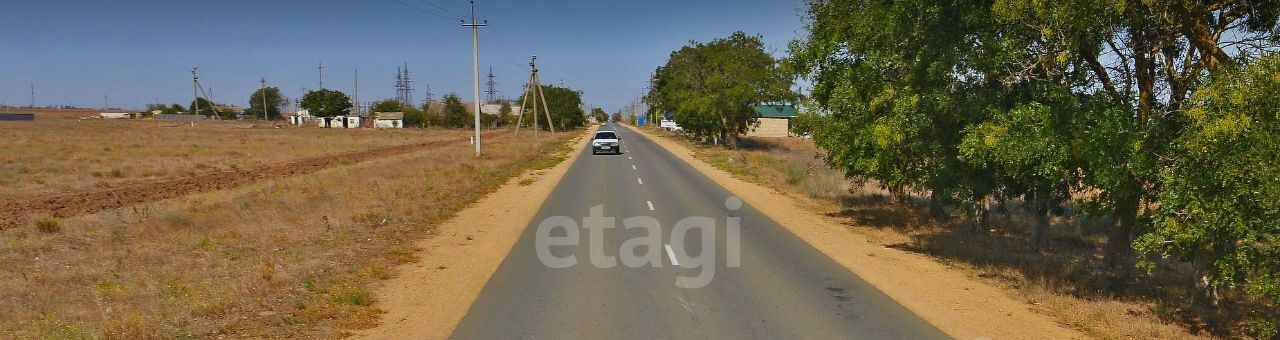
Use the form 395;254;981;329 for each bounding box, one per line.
485;67;498;103
395;63;415;107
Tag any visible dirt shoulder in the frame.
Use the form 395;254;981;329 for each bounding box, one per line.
628;125;1088;340
354;130;591;339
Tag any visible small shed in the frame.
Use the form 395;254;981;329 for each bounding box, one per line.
374;112;404;129
747;104;798;137
289;109;312;126
320;116;361;129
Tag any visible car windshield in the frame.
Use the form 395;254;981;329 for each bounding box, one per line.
595;132;617;139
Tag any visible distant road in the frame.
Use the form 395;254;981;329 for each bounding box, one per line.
451;123;947;339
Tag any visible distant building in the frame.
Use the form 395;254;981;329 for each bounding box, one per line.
373;112;404;129
289;110;312;126
746;104;798;138
99;112;136;119
320;115;361;129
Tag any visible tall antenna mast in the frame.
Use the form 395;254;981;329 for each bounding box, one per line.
318;61;325;90
30;82;35;108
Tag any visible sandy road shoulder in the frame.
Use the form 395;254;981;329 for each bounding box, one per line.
354;130;591;339
627;125;1089;340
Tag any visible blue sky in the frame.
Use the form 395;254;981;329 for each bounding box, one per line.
0;0;806;112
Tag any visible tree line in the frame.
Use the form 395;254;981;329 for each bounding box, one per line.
788;0;1278;336
143;84;591;131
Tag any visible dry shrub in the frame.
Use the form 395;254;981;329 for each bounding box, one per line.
34;216;62;233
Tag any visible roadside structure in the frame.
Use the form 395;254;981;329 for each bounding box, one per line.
746;104;797;137
373;112;404;129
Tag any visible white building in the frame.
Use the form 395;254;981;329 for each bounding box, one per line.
374;112;404;129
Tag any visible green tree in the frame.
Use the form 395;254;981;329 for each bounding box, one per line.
517;85;588;131
300;89;353;118
247;86;284;120
403;106;425;128
790;0;1001;222
188;98;217;117
647;31;795;147
590;107;608;123
370;99;403;114
498;101;515;127
160;104;184;115
442;93;470;128
986;0;1280;268
1137;55;1280;337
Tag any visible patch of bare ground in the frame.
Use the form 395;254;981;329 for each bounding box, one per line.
637;126;1257;339
0;130;491;229
0;130;577;338
0;120;439;199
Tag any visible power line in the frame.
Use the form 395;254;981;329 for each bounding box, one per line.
394;0;463;21
415;0;467;19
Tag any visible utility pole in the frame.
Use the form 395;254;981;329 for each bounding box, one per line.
30;82;35;108
318;61;325;90
353;69;359;115
463;0;487;156
191;68;200;116
260;78;268;120
103;95;108;110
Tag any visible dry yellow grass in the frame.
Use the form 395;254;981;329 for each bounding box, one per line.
0;120;447;199
650;127;1242;339
0;124;575;338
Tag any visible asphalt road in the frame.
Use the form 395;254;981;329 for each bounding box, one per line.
451;123;948;339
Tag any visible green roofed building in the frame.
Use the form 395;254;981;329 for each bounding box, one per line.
747;104;797;137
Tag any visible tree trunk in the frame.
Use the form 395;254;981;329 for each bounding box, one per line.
1030;196;1050;252
928;191;949;221
1104;194;1139;272
971;195;990;233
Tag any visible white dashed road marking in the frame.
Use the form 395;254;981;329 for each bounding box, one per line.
665;244;680;266
637;178;643;185
647;200;655;211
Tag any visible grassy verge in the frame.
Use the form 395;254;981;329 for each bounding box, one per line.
0;131;578;338
645;127;1255;339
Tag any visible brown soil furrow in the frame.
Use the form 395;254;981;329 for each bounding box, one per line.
0;136;470;229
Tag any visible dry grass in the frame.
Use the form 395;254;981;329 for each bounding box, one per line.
0;126;576;338
651;127;1262;340
0;120;447;199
